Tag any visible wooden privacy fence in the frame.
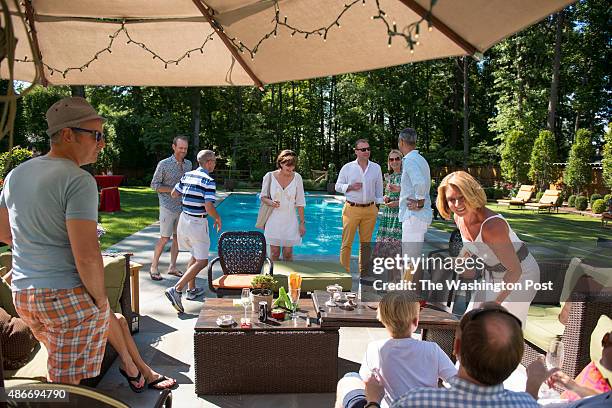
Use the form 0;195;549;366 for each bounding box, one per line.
431;165;501;186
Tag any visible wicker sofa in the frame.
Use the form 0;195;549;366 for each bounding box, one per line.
0;251;133;387
522;258;612;378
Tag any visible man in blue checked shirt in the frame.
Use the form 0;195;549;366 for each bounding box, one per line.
164;150;222;313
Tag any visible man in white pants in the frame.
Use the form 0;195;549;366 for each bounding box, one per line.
164;150;221;313
397;128;432;279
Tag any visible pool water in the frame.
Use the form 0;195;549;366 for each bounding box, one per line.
207;193;378;258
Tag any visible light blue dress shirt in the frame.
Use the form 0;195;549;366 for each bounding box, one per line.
398;150;432;224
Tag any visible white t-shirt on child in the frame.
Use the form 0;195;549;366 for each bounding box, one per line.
359;337;457;408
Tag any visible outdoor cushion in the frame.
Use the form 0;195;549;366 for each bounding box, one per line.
102;255;127;314
273;261;352;292
0;307;38;370
4;342;48;381
212;274;254;289
590;314;612;381
524;304;564;351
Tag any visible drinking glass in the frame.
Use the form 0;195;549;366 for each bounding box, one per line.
539;337;564;398
241;288;252;322
289;285;301;318
546;338;564;371
326;284;339;307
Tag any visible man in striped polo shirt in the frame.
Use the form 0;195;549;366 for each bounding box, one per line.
165;150;221;313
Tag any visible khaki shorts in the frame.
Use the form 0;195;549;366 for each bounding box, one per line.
177;212;210;260
160;206;180;238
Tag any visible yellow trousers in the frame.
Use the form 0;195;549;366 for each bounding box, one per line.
340;203;378;275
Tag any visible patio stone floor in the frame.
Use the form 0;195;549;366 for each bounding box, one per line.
96;222;529;407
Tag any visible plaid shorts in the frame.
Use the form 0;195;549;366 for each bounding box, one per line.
13;286;110;384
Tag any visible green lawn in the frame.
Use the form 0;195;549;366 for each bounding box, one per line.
98;187;158;250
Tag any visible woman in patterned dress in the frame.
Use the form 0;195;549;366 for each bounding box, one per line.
375;149;403;281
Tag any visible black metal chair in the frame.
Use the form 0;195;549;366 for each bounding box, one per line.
426;228;465;309
207;231;274;297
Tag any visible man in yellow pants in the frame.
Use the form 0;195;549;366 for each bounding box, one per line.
335;139;384;275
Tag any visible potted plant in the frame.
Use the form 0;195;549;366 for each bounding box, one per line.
326;163;337;195
250;274;277;311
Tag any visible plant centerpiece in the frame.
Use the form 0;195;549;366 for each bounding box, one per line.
250;274;277;311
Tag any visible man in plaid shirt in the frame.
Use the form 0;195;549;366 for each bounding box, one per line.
362;303;538;408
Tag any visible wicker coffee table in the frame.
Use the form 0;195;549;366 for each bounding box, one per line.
194;298;339;395
311;290;459;359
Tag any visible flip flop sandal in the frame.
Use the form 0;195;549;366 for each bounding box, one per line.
119;368;145;393
148;375;177;390
150;269;163;281
168;269;184;277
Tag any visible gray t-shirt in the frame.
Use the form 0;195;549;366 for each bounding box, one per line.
0;156;98;290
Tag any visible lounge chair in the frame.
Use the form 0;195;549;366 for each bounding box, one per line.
207;231;273;297
497;185;535;209
524;189;561;213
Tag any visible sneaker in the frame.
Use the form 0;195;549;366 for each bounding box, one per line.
186;287;205;300
165;287;184;313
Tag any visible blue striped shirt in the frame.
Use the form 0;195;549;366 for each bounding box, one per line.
174;167;216;216
392;376;538;408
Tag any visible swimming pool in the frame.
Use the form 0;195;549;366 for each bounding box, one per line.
208;193;379;258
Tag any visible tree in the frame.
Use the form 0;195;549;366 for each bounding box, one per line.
529;130;558;190
602;125;612;190
564;128;594;194
500;129;533;185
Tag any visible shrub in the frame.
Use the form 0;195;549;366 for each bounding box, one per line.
603;125;612;189
500;129;533;185
0;146;33;179
574;196;588;211
590;193;603;204
484;187;505;200
592;199;607;214
535;191;544;202
302;179;325;191
564;129;594;194
529;130;558;190
568;195;577;207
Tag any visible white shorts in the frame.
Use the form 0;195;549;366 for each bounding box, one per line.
159;207;180;238
177;212;210;261
401;216;429;261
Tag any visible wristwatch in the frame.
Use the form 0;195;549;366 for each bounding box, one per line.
364;402;381;408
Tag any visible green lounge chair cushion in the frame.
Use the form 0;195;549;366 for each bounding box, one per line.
524;304;564;351
273;261;352;292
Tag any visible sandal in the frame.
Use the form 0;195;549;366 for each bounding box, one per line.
150;268;163;281
167;269;184;278
148;375;177;390
119;368;145;393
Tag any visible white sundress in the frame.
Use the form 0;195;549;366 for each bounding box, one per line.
263;172;306;247
459;214;540;326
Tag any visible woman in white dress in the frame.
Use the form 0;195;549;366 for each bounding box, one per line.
436;171;539;326
260;150;306;261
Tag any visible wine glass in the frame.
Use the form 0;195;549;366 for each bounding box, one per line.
241;288;252;322
540;337;564;398
289;285;301;318
546;338;564;371
326;284;339;307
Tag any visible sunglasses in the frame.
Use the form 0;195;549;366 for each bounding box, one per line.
70;127;105;143
460;307;523;330
388;157;401;162
355;147;371;152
